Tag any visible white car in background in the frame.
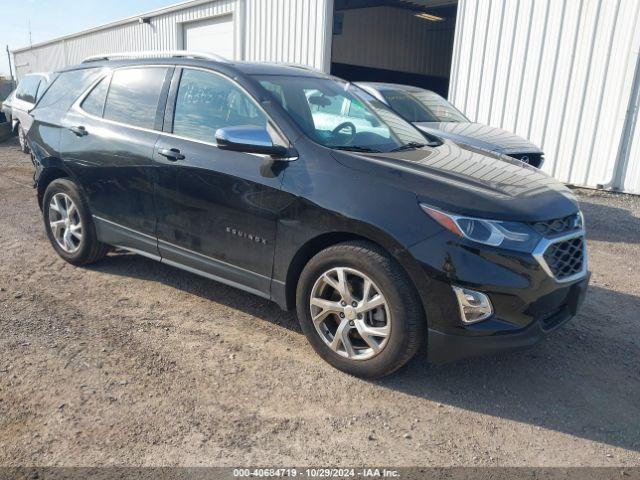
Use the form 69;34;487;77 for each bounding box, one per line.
1;72;54;153
356;82;545;168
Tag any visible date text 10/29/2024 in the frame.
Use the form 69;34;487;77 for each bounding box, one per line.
233;468;400;478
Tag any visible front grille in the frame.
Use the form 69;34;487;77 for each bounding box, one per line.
508;153;543;168
543;237;585;280
532;214;582;236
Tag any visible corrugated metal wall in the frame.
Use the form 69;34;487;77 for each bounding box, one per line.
449;0;640;194
63;0;236;64
331;6;455;77
620;58;640;193
14;42;67;77
14;0;640;194
14;0;332;77
244;0;332;69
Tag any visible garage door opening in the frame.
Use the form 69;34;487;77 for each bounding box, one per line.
182;14;235;59
331;0;458;98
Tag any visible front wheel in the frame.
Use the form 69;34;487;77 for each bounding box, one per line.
43;178;110;265
296;241;425;378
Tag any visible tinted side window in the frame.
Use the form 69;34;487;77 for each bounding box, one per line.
16;76;41;103
104;68;168;129
38;68;102;112
81;77;109;117
381;90;436;123
173;69;268;143
411;90;469;122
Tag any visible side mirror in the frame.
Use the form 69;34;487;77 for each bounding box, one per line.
215;125;289;157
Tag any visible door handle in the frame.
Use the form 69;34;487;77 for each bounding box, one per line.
158;147;185;161
69;125;88;137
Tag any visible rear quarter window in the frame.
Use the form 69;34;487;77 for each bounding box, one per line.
37;68;102;112
80;77;109;117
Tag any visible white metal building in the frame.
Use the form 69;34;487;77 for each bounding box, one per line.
12;0;640;194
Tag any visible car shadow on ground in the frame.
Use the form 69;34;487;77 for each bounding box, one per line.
89;253;640;453
579;199;640;244
376;284;640;453
90;251;300;331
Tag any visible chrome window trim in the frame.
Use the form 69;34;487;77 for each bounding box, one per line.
532;229;588;283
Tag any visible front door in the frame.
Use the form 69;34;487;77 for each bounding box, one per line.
153;67;293;297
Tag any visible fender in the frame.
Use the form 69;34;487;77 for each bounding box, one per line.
34;156;85;209
271;197;445;331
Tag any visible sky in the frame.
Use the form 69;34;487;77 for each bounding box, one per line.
0;0;177;78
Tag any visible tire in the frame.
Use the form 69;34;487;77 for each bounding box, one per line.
296;241;425;378
43;178;110;266
18;124;29;154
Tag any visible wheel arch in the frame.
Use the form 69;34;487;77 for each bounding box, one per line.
36;160;73;209
280;230;430;320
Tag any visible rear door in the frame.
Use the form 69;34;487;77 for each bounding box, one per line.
60;66;172;255
153;67;293;297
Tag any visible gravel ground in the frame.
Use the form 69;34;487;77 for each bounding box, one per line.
0;136;639;467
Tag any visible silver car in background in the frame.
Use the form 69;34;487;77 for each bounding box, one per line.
1;72;54;153
356;82;545;168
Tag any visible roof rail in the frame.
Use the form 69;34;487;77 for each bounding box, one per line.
81;50;229;64
281;63;323;73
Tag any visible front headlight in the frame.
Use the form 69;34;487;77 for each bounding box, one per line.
420;204;541;252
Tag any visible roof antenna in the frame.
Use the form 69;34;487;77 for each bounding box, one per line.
28;19;32;47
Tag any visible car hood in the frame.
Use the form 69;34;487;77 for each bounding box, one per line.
413;121;542;155
331;140;578;222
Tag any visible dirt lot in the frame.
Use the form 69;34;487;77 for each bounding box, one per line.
0;136;639;467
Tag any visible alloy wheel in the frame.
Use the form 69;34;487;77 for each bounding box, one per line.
309;267;391;360
49;193;83;253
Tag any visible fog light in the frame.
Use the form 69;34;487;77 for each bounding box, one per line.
452;286;493;324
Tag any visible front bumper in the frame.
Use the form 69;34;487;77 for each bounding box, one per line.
405;230;590;364
427;274;589;363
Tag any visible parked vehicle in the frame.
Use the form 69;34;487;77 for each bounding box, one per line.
356;82;545;168
2;72;54;153
27;52;588;378
0;91;15;127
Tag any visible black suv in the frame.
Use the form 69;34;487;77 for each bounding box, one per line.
27;52;589;378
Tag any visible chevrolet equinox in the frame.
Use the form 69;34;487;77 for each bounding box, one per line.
27;52;589;378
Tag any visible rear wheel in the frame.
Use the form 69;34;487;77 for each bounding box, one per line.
18;124;29;153
43;178;109;265
296;241;425;378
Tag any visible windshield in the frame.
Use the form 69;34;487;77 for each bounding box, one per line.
255;75;428;152
381;89;469;123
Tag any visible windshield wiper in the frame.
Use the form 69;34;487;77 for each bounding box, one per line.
391;141;427;152
331;145;381;153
